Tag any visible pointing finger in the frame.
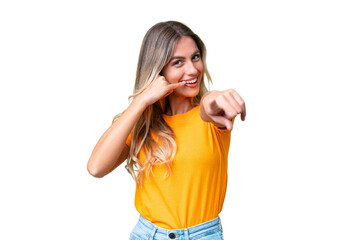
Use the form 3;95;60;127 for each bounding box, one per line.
209;99;224;115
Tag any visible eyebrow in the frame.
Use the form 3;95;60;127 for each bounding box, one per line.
169;50;200;61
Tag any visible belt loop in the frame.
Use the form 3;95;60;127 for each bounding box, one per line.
184;229;189;240
149;225;157;240
218;216;223;230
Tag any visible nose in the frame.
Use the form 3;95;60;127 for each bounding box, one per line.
186;61;199;76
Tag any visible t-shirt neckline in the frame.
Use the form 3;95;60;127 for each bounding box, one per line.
162;105;200;123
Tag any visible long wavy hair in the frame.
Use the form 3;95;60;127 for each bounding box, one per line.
112;21;212;185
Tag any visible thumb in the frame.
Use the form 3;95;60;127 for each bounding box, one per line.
168;81;186;90
212;115;233;131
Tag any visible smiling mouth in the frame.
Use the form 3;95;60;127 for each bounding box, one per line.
181;78;198;84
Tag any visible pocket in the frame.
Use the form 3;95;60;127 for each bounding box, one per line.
129;232;142;240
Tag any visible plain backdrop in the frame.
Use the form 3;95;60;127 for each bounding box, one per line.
1;0;359;239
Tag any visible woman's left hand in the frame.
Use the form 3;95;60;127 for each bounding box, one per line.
200;89;246;130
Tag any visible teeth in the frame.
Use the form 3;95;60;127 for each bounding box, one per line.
185;79;197;84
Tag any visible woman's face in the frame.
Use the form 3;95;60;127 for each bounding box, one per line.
161;36;203;99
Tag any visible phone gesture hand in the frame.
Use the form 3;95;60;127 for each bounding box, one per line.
138;76;186;106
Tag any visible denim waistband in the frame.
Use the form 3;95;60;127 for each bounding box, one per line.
134;215;222;239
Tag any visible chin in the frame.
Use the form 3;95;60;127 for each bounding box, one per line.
184;88;200;98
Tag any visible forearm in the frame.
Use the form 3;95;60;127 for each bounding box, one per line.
87;97;147;178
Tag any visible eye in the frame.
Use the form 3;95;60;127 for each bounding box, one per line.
172;60;183;66
192;54;200;61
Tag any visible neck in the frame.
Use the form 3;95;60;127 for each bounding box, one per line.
165;95;193;116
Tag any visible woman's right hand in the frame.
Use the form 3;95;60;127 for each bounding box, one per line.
136;75;186;106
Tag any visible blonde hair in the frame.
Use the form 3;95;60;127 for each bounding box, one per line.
113;21;212;185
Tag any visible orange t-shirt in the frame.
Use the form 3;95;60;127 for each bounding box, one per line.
126;106;232;229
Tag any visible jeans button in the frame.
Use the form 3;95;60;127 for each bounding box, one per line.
168;232;176;239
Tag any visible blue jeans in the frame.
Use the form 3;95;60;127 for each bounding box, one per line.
129;215;224;240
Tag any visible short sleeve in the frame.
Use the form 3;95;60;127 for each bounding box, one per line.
206;118;233;159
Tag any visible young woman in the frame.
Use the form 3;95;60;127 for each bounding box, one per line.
87;21;246;240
